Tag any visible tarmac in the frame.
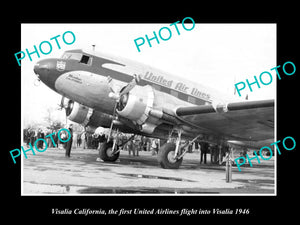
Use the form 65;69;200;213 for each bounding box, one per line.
22;147;275;195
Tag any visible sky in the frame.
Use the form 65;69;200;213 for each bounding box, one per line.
21;23;276;127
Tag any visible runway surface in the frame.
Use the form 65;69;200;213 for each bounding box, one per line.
22;147;275;195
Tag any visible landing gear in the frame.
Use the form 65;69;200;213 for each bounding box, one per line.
158;143;183;169
158;129;201;169
99;141;120;162
99;75;140;162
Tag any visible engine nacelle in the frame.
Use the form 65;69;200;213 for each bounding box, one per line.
116;85;162;133
66;100;112;128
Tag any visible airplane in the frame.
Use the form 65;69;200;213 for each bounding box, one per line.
33;48;274;169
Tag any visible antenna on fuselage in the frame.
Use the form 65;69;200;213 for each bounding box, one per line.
92;44;96;52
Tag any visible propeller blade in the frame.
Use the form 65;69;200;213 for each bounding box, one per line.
106;75;140;141
119;74;140;96
59;96;65;109
57;104;63;110
107;74;140;137
107;76;117;94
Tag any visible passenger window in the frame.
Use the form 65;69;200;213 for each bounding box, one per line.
152;84;161;91
188;96;196;104
170;90;178;97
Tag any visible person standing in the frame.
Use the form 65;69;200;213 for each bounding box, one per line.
30;128;36;147
128;138;135;156
145;137;151;152
26;128;31;147
54;130;59;148
64;124;73;157
77;134;82;147
241;147;248;164
133;136;141;156
82;132;87;149
46;130;52;148
37;128;44;149
200;142;208;164
151;139;159;156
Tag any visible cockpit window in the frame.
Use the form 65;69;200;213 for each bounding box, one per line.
80;55;90;64
61;52;92;65
61;52;82;61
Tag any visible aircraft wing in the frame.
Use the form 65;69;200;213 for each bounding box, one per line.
175;99;274;143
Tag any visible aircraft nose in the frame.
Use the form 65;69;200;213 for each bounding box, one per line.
33;59;62;91
34;60;50;78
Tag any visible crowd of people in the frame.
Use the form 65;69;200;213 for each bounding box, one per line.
122;135;160;156
23;125;232;164
23;125;74;157
24;127;60;148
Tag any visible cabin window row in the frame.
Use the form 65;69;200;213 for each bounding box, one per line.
152;84;208;105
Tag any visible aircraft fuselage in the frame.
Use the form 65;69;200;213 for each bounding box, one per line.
33;49;233;138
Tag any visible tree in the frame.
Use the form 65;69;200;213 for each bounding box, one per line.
44;106;65;131
47;121;64;132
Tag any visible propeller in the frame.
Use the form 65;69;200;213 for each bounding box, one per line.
57;96;65;110
119;74;141;96
57;96;74;125
107;74;140;113
106;74;140;139
108;74;140;100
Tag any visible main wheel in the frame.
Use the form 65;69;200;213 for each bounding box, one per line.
99;141;120;162
158;143;183;169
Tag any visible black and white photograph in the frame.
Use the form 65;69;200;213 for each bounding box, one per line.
3;3;300;221
20;23;277;196
4;9;299;220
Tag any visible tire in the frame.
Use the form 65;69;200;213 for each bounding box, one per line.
99;141;120;162
158;143;183;169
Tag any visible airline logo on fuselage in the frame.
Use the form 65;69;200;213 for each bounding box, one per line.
144;71;173;87
56;61;66;71
142;71;211;101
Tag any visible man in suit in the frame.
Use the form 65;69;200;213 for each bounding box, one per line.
65;124;73;157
